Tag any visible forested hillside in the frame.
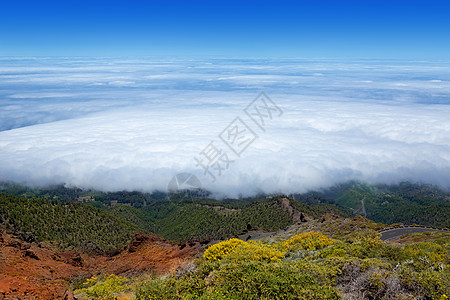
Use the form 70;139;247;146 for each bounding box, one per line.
320;182;450;228
0;193;136;254
1;181;449;253
0;190;349;250
104;196;351;242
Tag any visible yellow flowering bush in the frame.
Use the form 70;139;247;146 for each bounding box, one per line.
138;229;449;299
403;242;449;270
347;229;382;245
203;238;284;262
416;270;450;300
76;274;129;299
280;231;336;252
226;240;285;262
203;238;245;261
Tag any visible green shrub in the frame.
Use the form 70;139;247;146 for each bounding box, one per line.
136;260;341;299
76;274;130;299
208;261;340;300
136;277;179;299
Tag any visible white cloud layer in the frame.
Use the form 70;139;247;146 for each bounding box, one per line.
0;58;449;197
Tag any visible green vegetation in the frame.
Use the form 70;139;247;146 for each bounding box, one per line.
0;193;136;254
2;181;449;299
320;182;450;228
103;196;353;243
76;274;131;299
2;181;448;244
155;200;293;242
1;180;449;253
75;230;450;299
0;190;351;255
0;189;351;253
0;182;92;202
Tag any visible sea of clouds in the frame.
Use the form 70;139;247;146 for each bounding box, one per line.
0;57;449;197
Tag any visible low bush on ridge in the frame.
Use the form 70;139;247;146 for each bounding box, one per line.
203;238;285;262
75;230;450;300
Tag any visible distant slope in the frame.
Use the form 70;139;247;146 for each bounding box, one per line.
321;182;450;228
2;181;447;243
0;193;136;254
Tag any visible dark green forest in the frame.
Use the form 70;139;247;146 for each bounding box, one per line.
0;193;136;254
1;181;449;255
319;182;450;228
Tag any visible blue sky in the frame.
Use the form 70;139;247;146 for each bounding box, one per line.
0;0;449;58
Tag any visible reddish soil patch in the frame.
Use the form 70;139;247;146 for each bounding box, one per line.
0;230;200;299
97;233;202;277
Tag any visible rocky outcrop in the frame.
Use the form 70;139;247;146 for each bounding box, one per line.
279;197;310;224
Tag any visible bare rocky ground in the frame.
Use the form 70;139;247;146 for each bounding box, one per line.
0;230;201;299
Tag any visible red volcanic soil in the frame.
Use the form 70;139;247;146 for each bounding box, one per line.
98;233;202;277
0;230;201;299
